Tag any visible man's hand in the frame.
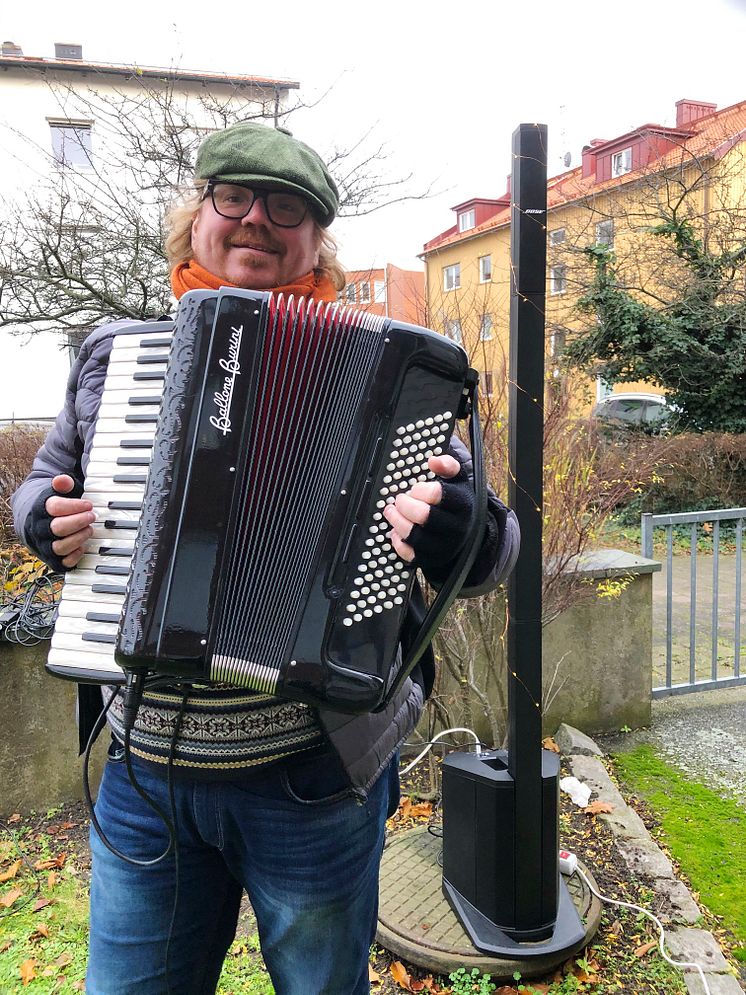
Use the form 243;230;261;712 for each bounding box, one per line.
45;474;96;568
382;454;461;563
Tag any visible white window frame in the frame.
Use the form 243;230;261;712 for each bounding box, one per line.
478;254;492;283
443;263;461;292
359;281;371;303
374;280;386;303
458;208;476;232
550;265;567;296
611;147;632;178
595;219;614;248
549;228;566;247
49;121;93;169
444;319;462;344
479;313;494;341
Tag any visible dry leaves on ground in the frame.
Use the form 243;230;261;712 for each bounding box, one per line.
584;800;615;815
388;960;450;993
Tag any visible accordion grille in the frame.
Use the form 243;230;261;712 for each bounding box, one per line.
211;297;385;680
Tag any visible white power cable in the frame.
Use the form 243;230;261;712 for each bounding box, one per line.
399;727;481;776
575;866;712;995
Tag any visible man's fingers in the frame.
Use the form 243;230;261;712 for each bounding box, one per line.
403;481;443;506
46;495;93;518
49;510;96;537
428;454;461;479
52;528;94;557
61;548;88;569
388;530;415;563
51;474;77;495
382;503;415;540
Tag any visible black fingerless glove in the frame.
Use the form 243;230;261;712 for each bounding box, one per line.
24;480;84;574
407;459;474;575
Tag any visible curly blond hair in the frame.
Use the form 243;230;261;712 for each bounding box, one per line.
163;182;346;292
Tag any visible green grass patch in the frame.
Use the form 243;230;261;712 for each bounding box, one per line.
612;744;746;958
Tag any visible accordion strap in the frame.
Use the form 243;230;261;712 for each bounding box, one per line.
379;372;488;710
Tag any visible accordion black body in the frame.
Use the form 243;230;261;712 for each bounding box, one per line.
48;289;479;713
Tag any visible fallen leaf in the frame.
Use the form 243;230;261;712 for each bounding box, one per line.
73;982;85;991
30;925;49;940
634;940;657;957
32;898;53;912
55;951;73;968
47;871;59;890
34;853;67;871
7;814;21;824
410;981;426;992
61;822;77;831
368;964;381;984
0;860;22;882
20;959;37;986
542;736;561;753
390;960;413;989
0;888;23;908
584;800;615;815
0;940;13;953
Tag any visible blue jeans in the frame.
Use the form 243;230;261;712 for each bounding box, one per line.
87;745;399;995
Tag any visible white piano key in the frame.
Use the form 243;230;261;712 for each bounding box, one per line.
47;647;123;676
82;478;145;496
57;585;125;606
88;446;152;464
95;405;162;420
54;616;119;637
104;359;168;375
85;494;143;512
111;333;173;353
50;631;118;654
77;553;132;572
56;598;123;618
61;568;127;588
90;522;141;542
84;460;149;480
88;418;159;436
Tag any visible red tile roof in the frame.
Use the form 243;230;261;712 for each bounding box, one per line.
0;53;298;88
422;99;746;255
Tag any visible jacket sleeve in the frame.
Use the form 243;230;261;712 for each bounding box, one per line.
11;322;124;562
420;434;520;599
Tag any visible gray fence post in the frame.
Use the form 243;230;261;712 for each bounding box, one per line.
641;513;654;560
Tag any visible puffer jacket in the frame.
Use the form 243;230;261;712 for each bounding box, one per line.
12;319;520;796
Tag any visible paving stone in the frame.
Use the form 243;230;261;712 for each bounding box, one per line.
654;878;703;925
685;972;745;994
665;928;731;974
555;723;603;758
616;838;676;880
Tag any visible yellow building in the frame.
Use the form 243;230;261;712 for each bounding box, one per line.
421;98;746;415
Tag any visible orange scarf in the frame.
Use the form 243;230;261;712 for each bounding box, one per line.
171;260;338;304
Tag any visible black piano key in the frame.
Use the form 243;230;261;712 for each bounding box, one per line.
125;414;159;424
137;353;170;365
92;583;127;594
86;612;120;623
113;474;147;483
133;371;166;382
120;439;153;449
95;564;130;575
107;501;142;510
83;632;117;645
102;521;138;532
128;395;162;406
139;337;173;348
97;545;134;557
116;456;150;466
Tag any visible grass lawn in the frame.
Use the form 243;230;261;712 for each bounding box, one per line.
612;744;746;965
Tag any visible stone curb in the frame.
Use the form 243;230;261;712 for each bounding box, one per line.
555;724;744;994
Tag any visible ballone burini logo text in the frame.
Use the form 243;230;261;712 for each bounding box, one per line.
210;324;243;435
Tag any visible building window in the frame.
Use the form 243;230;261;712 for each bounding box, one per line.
611;147;632;178
550;265;567;296
549;328;566;358
479;314;494;341
344;283;356;304
50;122;93;168
458;209;475;232
482;371;494;396
359;281;371;303
444;319;462;344
443;263;461;292
478;255;492;283
374;280;386;303
549;228;566;247
595;219;614;248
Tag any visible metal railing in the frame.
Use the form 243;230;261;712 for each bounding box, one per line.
642;508;746;697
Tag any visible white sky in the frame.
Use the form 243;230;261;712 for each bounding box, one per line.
3;0;746;272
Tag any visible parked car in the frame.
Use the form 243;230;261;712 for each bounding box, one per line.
592;392;672;429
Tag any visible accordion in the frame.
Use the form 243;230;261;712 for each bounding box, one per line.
47;289;483;713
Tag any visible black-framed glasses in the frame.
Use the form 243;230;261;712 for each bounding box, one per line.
205;181;310;228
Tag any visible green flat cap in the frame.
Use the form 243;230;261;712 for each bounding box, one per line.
195;122;339;227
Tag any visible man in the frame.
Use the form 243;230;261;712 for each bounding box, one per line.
13;122;519;995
